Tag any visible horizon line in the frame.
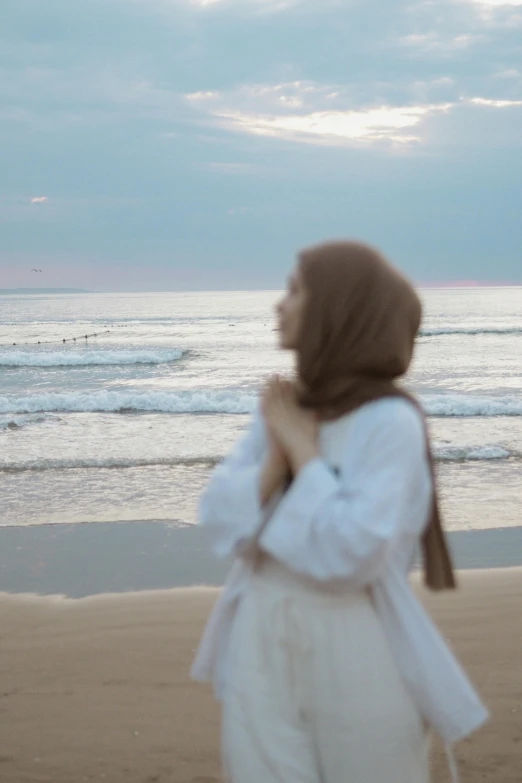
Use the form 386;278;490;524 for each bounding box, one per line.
2;282;522;295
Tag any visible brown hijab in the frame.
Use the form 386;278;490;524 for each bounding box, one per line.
296;241;456;591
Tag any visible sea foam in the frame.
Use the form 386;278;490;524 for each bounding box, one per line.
420;326;522;337
0;389;257;415
0;348;185;367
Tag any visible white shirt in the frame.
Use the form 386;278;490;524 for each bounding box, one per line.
191;398;488;745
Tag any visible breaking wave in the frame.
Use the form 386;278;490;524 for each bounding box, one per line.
434;445;517;462
421;394;522;417
2;444;519;474
1;389;522;417
0;348;186;367
0;389;257;415
420;326;522;337
0;456;219;473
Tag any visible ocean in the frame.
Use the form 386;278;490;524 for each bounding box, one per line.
2;287;522;533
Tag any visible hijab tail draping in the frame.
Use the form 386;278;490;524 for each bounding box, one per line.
422;493;457;591
410;396;457;592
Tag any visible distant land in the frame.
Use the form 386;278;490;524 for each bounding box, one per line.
0;287;92;295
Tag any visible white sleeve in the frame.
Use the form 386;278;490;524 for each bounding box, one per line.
199;407;268;558
259;403;431;585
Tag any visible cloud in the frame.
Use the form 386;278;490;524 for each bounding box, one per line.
186;83;455;146
466;0;522;5
494;68;522;78
213;104;453;146
30;196;48;204
186;91;220;101
401;32;484;54
461;0;522;26
185;80;522;147
470;96;522;106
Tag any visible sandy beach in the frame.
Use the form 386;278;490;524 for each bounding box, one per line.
0;568;520;782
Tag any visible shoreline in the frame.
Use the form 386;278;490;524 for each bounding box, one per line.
1;521;522;597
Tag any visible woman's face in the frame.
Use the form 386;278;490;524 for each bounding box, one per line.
276;265;308;350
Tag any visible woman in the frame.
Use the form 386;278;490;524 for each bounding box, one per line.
192;241;488;783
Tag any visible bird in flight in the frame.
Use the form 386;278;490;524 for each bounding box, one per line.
31;269;43;272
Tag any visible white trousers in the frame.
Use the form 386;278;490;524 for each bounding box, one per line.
222;557;430;783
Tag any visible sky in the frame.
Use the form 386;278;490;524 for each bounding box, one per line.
1;0;521;291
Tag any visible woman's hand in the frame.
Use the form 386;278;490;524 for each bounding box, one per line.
262;375;319;475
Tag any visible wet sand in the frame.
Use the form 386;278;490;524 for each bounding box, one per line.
1;521;522;597
0;568;521;782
